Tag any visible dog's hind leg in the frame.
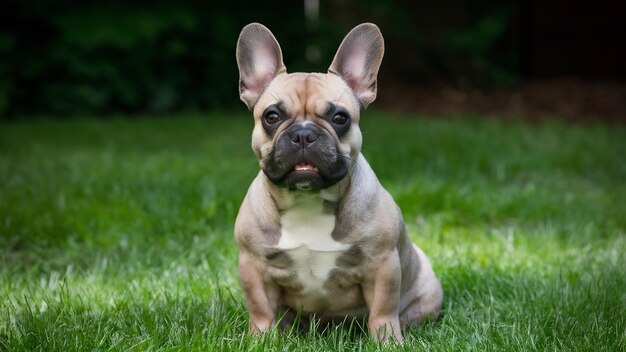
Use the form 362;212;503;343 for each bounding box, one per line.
400;244;443;327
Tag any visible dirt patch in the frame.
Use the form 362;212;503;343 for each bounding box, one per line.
377;78;626;123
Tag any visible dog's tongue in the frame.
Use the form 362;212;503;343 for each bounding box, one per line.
294;162;318;171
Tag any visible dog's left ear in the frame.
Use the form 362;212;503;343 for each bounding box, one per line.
329;23;384;109
237;23;287;110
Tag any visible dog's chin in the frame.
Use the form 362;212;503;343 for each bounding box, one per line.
263;162;348;191
282;170;325;190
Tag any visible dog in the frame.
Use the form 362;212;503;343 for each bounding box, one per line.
234;22;443;342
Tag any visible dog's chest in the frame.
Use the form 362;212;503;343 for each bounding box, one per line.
275;195;350;295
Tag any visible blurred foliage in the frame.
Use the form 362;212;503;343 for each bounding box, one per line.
333;0;518;87
1;1;308;116
1;0;517;116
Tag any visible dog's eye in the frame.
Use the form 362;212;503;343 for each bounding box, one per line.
332;112;349;125
264;111;281;125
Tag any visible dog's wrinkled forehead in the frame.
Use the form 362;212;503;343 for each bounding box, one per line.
253;73;360;121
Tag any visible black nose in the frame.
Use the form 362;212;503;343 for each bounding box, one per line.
290;129;319;148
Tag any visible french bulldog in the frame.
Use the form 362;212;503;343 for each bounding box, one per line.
234;22;443;342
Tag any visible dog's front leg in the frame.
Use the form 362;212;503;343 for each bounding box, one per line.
362;249;403;343
238;251;280;333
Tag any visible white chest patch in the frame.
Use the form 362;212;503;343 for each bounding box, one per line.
276;193;350;295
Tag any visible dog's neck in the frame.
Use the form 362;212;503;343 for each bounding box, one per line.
265;176;345;212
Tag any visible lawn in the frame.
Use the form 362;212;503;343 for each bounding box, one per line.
1;113;625;351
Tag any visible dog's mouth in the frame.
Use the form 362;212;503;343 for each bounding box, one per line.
264;158;347;190
294;162;319;172
283;162;322;190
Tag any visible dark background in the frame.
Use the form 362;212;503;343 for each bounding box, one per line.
1;0;625;120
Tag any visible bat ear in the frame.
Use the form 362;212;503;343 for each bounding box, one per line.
236;23;286;110
328;23;384;109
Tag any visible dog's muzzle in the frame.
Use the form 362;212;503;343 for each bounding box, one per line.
262;123;348;190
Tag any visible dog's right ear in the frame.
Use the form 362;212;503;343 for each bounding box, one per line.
236;23;286;110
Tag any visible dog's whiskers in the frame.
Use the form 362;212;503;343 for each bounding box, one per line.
334;88;350;107
268;86;283;103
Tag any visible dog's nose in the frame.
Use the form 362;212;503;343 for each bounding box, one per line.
290;129;319;148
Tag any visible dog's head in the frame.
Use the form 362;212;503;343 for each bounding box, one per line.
236;23;384;190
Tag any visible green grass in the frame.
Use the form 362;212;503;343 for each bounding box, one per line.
1;113;625;351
